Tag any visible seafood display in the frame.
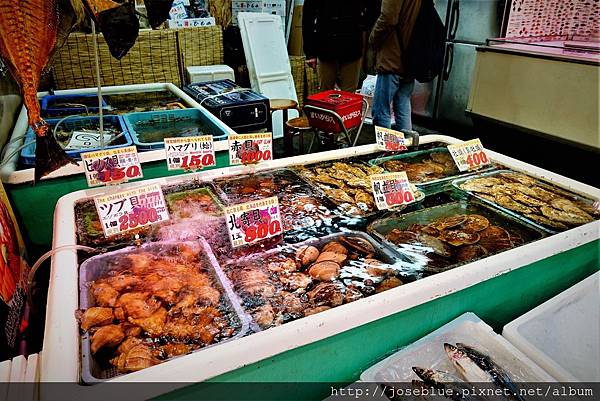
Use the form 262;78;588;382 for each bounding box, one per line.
0;0;81;180
215;169;335;233
371;200;545;276
105;91;187;114
222;234;405;330
457;171;599;231
164;186;223;219
373;149;461;185
294;161;387;216
78;242;245;380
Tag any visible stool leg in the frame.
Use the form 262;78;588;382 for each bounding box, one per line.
299;130;304;154
283;110;292;155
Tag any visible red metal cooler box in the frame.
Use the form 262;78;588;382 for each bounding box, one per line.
306;90;364;132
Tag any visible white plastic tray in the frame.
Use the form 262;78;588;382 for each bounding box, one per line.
0;83;235;185
41;135;600;399
360;312;555;383
503;272;600;382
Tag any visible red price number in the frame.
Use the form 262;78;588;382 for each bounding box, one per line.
244;220;282;243
241;149;271;165
97;165;141;183
466;151;489;169
118;207;159;231
385;189;414;206
180;154;215;169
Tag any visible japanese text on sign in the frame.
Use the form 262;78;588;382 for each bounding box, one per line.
447;138;491;172
65;131;112;151
370;172;416;211
224;196;283;248
164;135;216;171
94;183;170;238
229;133;273;166
82;146;143;187
375;126;407;152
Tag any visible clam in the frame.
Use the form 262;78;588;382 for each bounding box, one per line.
344;286;364;303
316;251;347;264
307;282;343;307
267;257;299;273
321;241;348;254
308;261;340;281
279;272;312;291
339;236;376;256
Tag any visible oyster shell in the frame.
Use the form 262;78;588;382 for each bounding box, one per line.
430;215;468;231
460;214;490;233
550;199;593;221
540;205;593;225
478;226;513;252
495;195;536;214
438;230;481;247
375;277;403;293
308;283;343;307
279;272;313;291
524;213;569;230
322;241;348;254
417;233;452;257
344;286;364;303
316;251;348;264
324;188;354;204
308;260;341;281
456;245;488;262
385;229;419;244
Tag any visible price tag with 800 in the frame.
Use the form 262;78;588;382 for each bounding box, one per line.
370;172;416;211
82;146;143;187
229;133;273;166
94;183;170;238
447;138;491;172
375;126;407;152
224;196;283;248
164;135;216;171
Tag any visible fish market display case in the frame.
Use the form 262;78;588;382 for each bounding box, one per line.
0;83;236;259
467;37;600;150
42;135;599;399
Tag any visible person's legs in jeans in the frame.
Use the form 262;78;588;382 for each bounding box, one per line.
392;79;415;131
372;73;399;129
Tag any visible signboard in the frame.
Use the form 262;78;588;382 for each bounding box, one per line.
447;139;491;172
370;172;416;211
224;196;283;248
81;146;143;187
375;126;407;152
228;133;273;166
164;135;216;171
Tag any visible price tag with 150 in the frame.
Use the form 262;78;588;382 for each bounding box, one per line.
447;138;491;172
164;135;216;171
375;126;407;152
229;133;273;166
82;146;143;187
370;172;416;211
94;183;170;238
224;196;283;248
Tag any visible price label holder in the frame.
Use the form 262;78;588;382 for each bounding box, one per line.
164;135;216;171
228;133;273;166
370;172;416;211
65;131;113;151
224;196;283;248
375;126;408;152
82;146;143;187
447;138;491;172
94;183;170;238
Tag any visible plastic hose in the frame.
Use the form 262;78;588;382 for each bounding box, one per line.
27;245;102;307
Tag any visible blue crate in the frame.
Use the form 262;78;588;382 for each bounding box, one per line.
19;115;132;166
122;108;228;151
41;94;109;117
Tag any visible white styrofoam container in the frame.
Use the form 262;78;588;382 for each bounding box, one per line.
503;272;600;382
40;135;600;400
186;65;235;84
361;313;556;383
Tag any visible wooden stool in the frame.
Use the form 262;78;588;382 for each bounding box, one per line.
284;116;312;155
268;99;298;155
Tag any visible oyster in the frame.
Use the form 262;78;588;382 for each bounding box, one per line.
386;229;419;244
540;205;593;225
430;215;468;231
460;177;503;193
279;272;313;291
524;213;569;230
267;258;299;273
497;172;537;186
478;226;513;252
344;286;364;303
308;260;341;281
354;190;375;210
313;172;344;188
253;304;275;328
438;230;481;247
308;282;343;307
304;306;331;316
417;233;452;257
324;188;354;204
550;199;593;222
495;195;536;214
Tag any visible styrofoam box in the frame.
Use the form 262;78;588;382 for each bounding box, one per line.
503;272;600;382
187;65;235;84
360;313;555;384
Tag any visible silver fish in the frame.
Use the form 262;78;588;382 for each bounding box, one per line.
412;367;476;401
455;343;526;401
445;343;495;383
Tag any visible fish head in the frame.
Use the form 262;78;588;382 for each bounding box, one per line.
444;343;469;375
412;366;434;381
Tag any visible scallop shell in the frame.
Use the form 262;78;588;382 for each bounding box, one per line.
308;261;341;281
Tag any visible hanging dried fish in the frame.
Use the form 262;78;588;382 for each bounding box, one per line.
0;0;81;180
144;0;175;29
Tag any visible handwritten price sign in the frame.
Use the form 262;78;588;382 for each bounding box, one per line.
447;139;491;172
224;196;283;248
82;146;143;187
164;135;216;171
370;172;416;211
94;183;169;238
229;133;273;166
375;126;407;152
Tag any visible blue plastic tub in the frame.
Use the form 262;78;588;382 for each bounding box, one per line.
123;109;228;151
41;94;109;117
19;115;132;166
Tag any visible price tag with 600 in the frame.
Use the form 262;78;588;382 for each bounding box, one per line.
164;135;216;171
94;183;170;238
224;196;283;248
228;133;273;166
370;172;416;211
82;146;143;187
447;139;491;172
375;126;407;152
